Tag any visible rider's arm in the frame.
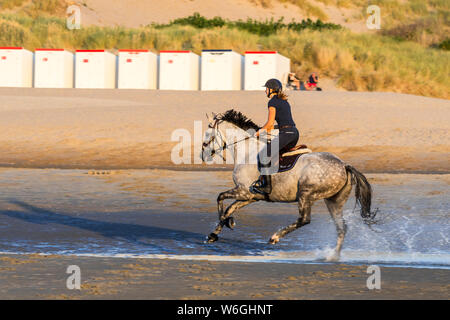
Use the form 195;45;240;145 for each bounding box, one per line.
256;107;276;137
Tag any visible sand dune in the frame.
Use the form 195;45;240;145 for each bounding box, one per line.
0;88;448;172
75;0;302;27
73;0;365;31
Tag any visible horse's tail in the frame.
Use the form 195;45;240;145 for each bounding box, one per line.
345;165;377;223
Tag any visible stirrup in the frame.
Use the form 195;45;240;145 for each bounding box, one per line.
250;184;265;195
249;177;271;195
249;179;262;194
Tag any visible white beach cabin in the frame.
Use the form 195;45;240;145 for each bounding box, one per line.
118;49;157;89
75;50;116;89
34;49;74;88
159;51;199;90
244;51;290;90
201;50;243;91
0;47;33;88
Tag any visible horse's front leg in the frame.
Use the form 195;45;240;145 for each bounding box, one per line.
221;199;257;229
217;187;240;219
207;197;256;243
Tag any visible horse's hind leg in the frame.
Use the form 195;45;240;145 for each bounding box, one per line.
269;192;312;244
207;199;256;243
324;178;352;261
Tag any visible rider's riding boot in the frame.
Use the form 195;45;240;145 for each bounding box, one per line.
250;174;272;195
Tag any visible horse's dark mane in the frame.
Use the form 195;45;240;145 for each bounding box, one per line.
217;109;260;131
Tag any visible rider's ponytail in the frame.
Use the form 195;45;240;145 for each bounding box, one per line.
277;90;288;101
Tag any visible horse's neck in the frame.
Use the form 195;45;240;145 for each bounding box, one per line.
221;123;261;165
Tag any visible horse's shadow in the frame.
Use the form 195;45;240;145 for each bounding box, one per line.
0;200;267;254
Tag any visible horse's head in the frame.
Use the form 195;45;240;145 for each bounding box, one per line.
201;110;261;163
201;112;227;162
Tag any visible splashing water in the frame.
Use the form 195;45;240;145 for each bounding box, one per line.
0;169;448;269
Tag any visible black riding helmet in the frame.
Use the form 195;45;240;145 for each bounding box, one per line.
263;78;282;91
263;78;282;97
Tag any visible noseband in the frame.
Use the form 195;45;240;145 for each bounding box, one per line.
202;119;227;160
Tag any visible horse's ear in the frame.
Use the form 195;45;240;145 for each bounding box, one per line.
212;112;217;119
206;113;212;122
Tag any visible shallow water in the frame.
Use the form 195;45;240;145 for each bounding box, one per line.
0;168;448;269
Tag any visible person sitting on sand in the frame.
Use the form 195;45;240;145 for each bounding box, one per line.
305;72;320;91
287;73;301;90
288;72;321;91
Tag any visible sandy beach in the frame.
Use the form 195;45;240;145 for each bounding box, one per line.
0;88;448;300
0;253;448;299
1;0;449;302
0;88;448;173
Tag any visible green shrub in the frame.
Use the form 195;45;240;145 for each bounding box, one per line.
438;38;450;50
157;12;226;29
155;13;341;36
287;18;341;32
232;18;285;36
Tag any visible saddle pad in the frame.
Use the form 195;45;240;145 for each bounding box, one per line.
257;144;312;173
278;152;306;173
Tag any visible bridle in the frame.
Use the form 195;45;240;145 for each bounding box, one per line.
202;119;227;160
202;118;275;162
201;119;253;161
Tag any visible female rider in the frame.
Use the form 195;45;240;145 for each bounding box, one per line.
250;79;299;196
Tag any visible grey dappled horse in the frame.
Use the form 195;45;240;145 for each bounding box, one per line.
201;110;377;261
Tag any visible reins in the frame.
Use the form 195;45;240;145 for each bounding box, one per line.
202;119;274;159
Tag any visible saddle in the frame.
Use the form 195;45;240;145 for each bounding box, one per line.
257;144;312;173
279;144;312;172
282;144;311;157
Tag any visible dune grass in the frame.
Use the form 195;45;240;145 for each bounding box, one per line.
0;12;448;99
311;0;450;47
279;0;329;21
0;0;28;9
0;0;64;14
248;0;328;20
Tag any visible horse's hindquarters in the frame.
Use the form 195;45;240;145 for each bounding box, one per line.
269;152;348;202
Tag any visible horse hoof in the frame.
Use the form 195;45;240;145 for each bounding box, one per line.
268;235;279;245
224;217;235;230
207;233;219;243
325;252;340;262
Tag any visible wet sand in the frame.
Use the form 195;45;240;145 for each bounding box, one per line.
0;169;448;299
0;253;448;299
0;169;448;262
0;88;448;173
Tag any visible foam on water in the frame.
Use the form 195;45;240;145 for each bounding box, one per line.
1;250;448;270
